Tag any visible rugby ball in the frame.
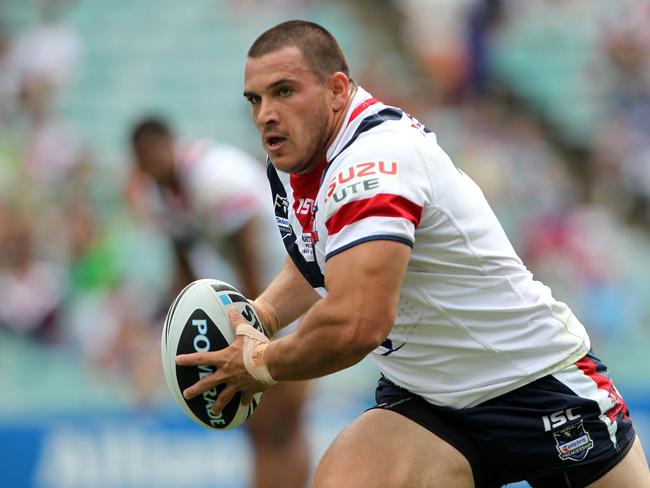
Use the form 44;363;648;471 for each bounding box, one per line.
161;278;266;430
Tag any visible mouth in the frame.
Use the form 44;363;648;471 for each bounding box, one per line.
265;135;287;152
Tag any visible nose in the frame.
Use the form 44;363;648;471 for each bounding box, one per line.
256;98;279;128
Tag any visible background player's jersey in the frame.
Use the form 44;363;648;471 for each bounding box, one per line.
268;87;591;409
151;139;285;288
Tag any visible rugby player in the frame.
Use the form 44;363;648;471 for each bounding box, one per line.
130;118;310;488
177;21;650;488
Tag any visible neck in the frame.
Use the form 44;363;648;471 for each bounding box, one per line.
326;85;358;151
295;85;358;176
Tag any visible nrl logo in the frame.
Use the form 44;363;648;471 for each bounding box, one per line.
553;421;594;462
274;195;289;216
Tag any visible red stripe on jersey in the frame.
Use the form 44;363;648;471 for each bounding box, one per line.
326;194;422;235
348;98;378;125
291;160;327;230
575;356;629;422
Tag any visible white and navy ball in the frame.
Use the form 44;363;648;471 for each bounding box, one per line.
161;278;266;430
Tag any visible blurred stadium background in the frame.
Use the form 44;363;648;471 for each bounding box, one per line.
1;0;649;487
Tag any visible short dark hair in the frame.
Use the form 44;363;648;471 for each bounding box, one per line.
248;20;352;83
130;116;174;149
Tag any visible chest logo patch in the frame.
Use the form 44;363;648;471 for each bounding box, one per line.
325;161;398;205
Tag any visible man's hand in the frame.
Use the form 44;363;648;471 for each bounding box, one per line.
175;307;274;414
235;315;277;386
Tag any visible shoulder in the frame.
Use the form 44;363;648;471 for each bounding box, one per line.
323;122;432;197
183;142;263;185
196;142;262;173
179;142;266;210
339;109;444;168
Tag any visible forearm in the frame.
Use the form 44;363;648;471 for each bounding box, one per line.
260;241;410;382
263;297;379;381
254;257;320;332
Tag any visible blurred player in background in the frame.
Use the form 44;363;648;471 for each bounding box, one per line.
128;117;310;488
177;21;650;488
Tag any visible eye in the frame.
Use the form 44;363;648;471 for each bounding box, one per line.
247;95;261;105
278;87;292;97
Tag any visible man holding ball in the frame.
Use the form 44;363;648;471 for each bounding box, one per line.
177;20;650;488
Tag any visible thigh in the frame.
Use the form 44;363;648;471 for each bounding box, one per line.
587;437;650;488
312;408;475;488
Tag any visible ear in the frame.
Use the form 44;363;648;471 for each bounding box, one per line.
328;72;351;112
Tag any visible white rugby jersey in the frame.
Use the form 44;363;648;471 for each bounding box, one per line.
148;139;285;287
267;87;591;409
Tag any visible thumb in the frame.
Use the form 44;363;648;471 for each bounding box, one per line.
228;306;246;333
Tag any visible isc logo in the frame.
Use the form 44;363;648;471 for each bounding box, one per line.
542;408;581;432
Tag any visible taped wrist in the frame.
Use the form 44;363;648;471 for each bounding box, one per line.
236;323;276;386
251;298;281;337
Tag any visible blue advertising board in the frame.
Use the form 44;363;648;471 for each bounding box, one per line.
1;395;648;488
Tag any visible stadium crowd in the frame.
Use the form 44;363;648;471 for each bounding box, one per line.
0;0;649;414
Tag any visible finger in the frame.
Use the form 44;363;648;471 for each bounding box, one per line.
182;371;224;400
241;390;255;406
176;351;219;367
228;306;246;332
210;385;238;415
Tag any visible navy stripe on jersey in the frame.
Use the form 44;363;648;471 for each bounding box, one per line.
322;107;404;184
267;162;325;289
326;234;414;261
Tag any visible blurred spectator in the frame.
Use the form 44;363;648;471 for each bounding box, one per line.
3;1;84;189
465;0;505;97
0;26;18;127
8;3;81;116
592;0;650;228
0;196;66;342
56;159;171;403
398;0;477;102
21;114;86;188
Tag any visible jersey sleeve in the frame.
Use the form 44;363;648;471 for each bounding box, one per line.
322;140;430;260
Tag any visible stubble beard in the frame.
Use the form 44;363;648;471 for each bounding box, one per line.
294;100;334;176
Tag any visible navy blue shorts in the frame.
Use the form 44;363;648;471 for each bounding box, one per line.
371;351;636;488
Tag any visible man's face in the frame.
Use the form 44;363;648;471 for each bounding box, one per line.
134;134;176;185
244;45;333;174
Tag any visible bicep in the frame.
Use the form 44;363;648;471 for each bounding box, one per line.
323;239;411;345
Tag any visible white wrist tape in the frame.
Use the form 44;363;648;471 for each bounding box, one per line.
236;323;277;386
251;298;281;337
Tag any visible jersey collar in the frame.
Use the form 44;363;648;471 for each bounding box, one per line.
325;86;383;162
